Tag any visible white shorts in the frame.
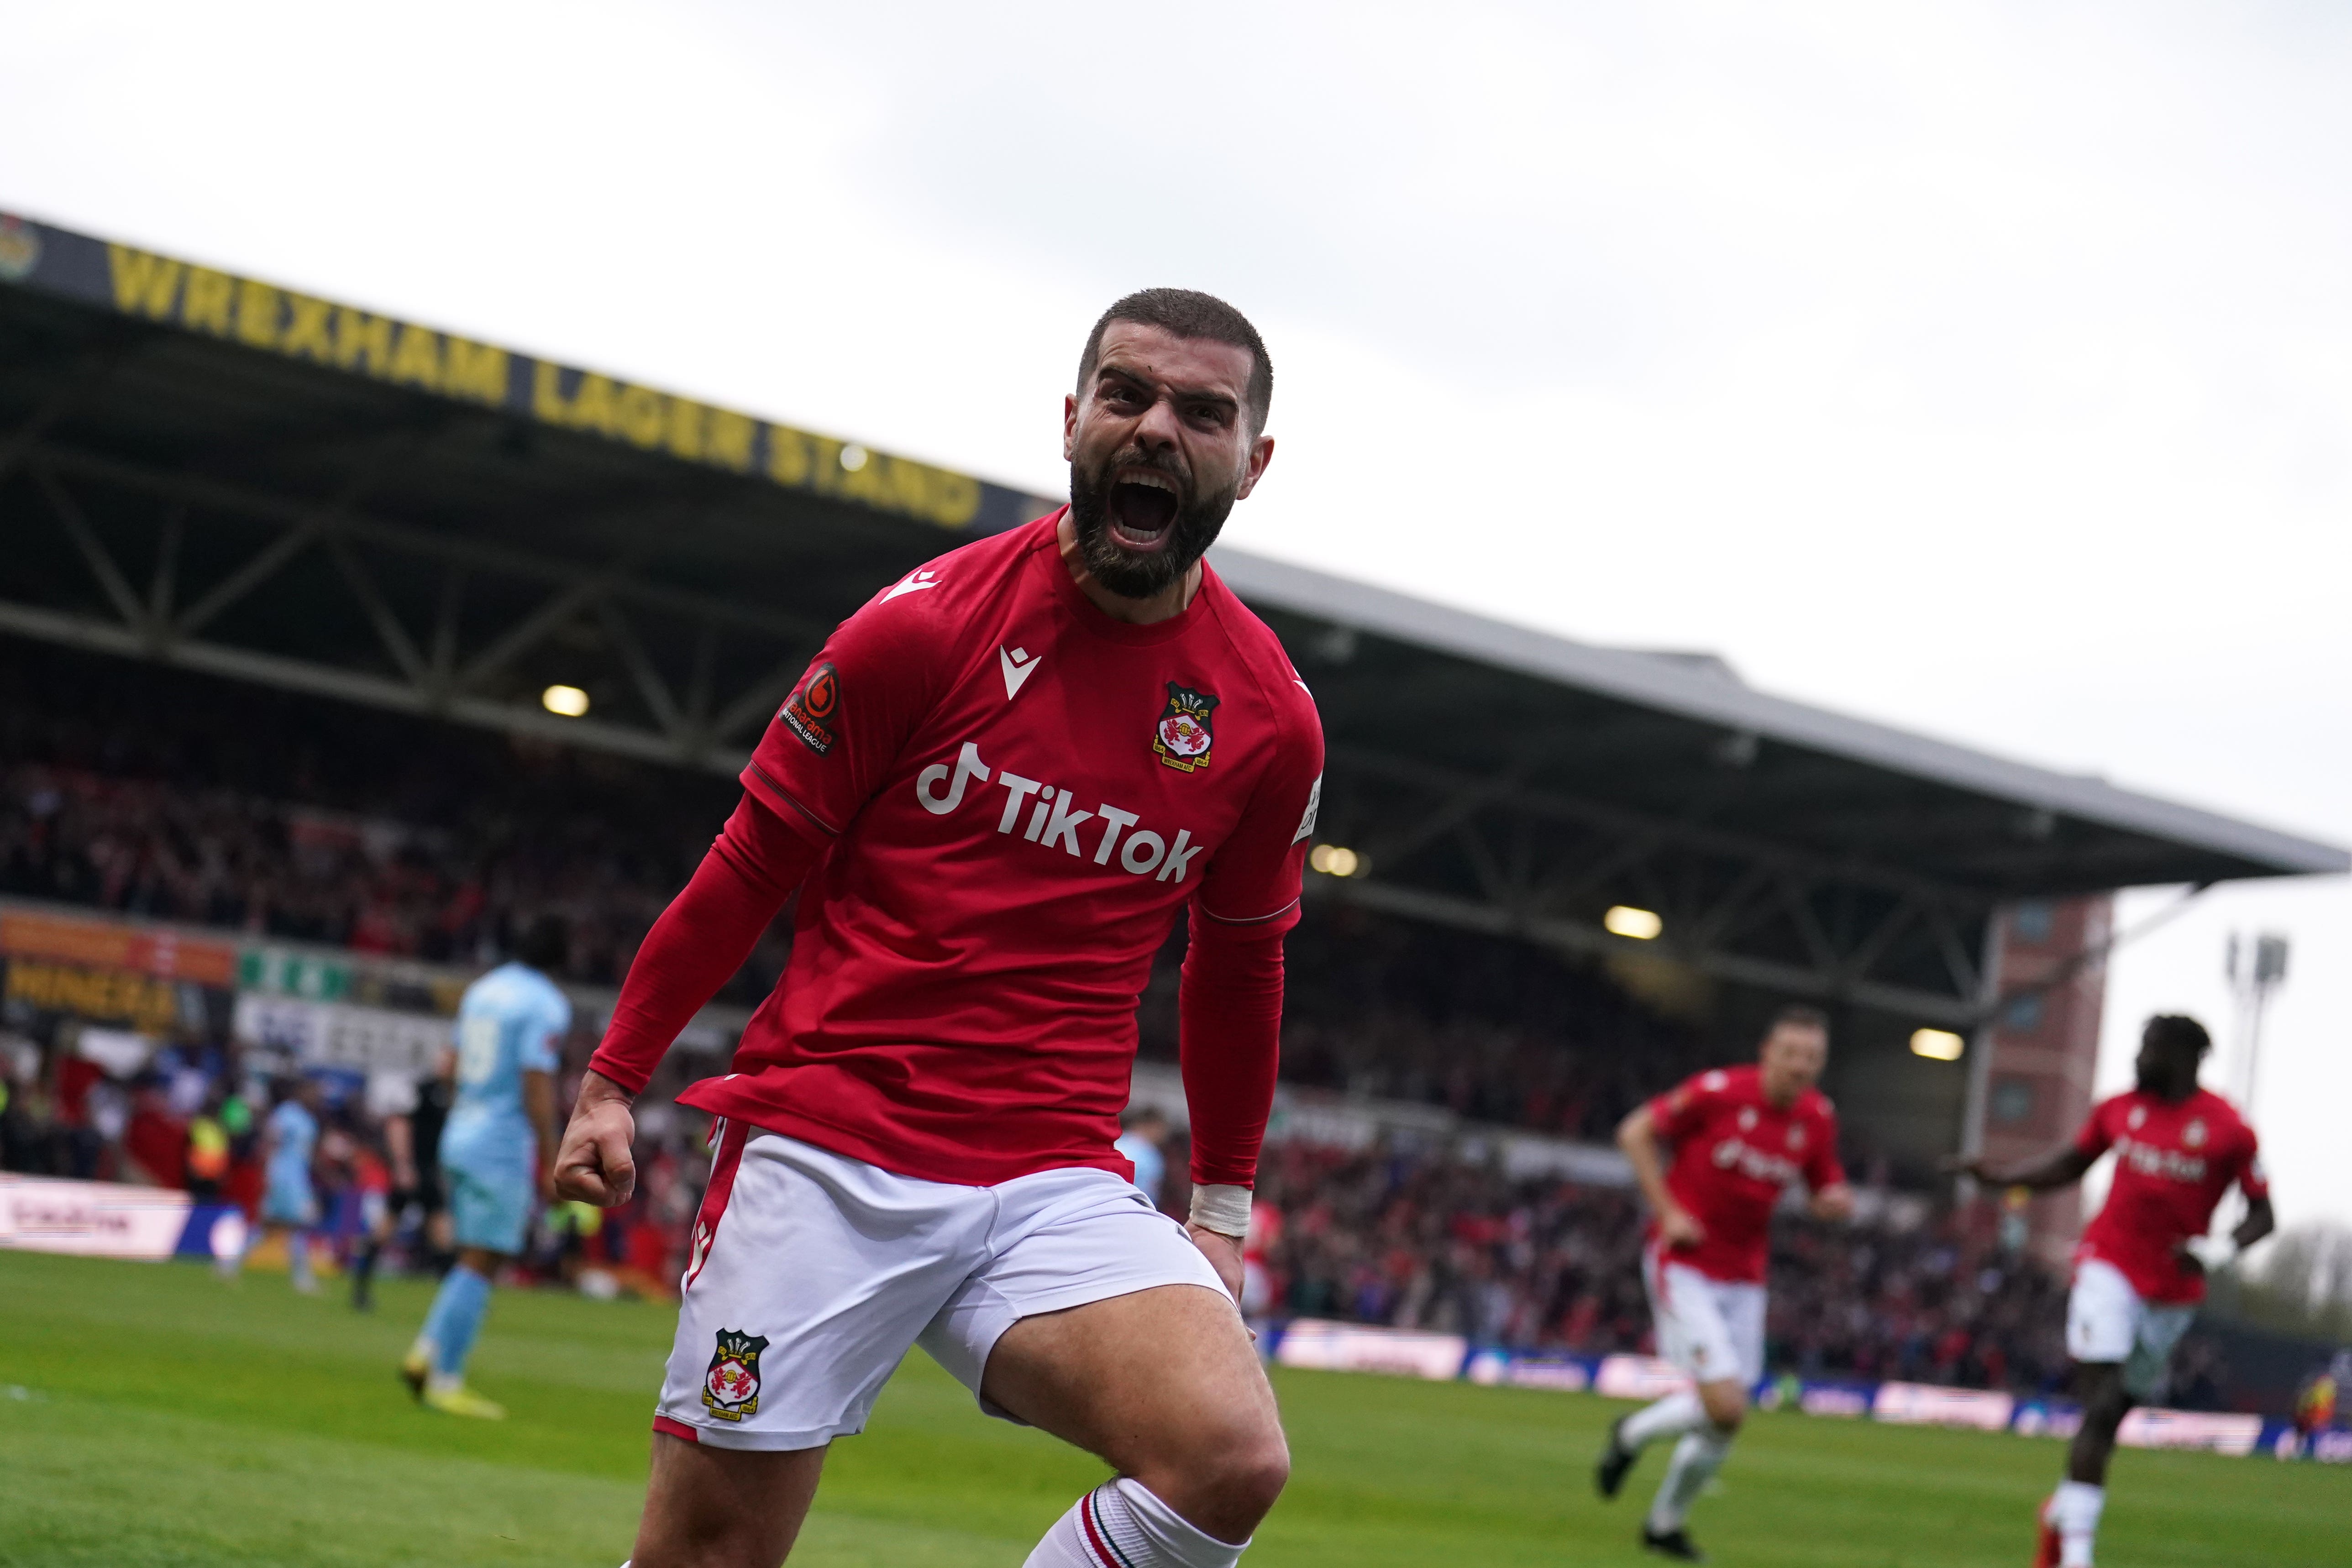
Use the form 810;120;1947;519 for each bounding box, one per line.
655;1122;1228;1451
1643;1244;1766;1388
2068;1258;2194;1400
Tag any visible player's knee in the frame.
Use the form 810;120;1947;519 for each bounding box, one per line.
1162;1421;1288;1534
1699;1384;1748;1432
1210;1428;1292;1527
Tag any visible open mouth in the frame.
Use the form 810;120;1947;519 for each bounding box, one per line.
1106;469;1181;552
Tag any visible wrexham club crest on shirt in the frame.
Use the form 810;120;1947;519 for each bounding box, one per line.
1153;682;1219;773
703;1328;769;1421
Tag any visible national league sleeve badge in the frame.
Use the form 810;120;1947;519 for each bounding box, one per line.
703;1328;770;1421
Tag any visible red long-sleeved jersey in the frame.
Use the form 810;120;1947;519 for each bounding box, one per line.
590;512;1322;1190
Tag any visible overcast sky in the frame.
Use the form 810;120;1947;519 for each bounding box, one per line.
3;1;2345;1232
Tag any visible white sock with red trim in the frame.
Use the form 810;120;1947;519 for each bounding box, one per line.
1645;1427;1732;1534
1023;1478;1248;1568
2051;1481;2102;1567
1619;1390;1706;1450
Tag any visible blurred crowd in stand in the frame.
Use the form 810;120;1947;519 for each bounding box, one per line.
2;640;2167;1401
0;1010;716;1300
1249;1138;2130;1401
0;644;784;1001
8;644;1725;1150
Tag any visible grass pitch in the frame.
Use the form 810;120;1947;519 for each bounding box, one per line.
1;1250;2341;1567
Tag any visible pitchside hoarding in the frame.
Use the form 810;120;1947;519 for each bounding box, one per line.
0;1175;244;1263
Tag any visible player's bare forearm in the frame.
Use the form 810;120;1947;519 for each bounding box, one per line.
1951;1144;2095;1191
1615;1110;1673;1215
553;1069;639;1207
1810;1181;1857;1222
2233;1195;2276;1252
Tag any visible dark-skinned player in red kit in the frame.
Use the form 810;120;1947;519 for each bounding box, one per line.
552;289;1323;1568
1956;1014;2274;1568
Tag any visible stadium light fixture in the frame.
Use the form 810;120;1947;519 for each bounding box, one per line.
1308;844;1361;878
840;443;869;472
541;684;591;718
1603;905;1663;940
1910;1028;1966;1061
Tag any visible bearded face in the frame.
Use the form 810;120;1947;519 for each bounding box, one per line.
1066;441;1239;601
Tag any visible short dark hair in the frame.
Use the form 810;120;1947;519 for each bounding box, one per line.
1077;288;1273;434
1768;1004;1831;1038
2143;1013;2211;1058
516;913;569;975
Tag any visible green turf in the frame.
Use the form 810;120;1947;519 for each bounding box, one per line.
0;1250;2341;1566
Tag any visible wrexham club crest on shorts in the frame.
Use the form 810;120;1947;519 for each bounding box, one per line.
703;1328;769;1421
1153;682;1219;773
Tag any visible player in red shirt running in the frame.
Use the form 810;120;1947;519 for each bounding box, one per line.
1958;1014;2273;1568
552;290;1322;1568
1596;1006;1853;1561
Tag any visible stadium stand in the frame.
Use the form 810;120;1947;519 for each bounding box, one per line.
3;211;2342;1405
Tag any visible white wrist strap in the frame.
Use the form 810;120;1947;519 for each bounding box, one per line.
1189;1183;1251;1238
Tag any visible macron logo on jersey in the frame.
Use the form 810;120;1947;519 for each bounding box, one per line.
913;740;1204;883
881;569;941;603
999;645;1040;700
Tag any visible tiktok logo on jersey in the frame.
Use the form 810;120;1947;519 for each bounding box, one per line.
914;741;1205;883
2113;1135;2206;1184
1711;1137;1801;1187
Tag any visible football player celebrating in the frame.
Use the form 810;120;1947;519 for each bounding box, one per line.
554;290;1321;1568
1954;1013;2273;1568
1596;1007;1854;1561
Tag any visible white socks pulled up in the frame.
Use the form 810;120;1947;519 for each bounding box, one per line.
1646;1427;1733;1535
1024;1478;1248;1568
1620;1389;1707;1450
2050;1480;2104;1567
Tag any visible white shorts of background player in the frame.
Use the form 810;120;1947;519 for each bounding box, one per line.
2066;1257;2194;1402
656;1123;1228;1450
1641;1243;1766;1390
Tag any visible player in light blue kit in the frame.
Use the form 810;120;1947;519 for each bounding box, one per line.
256;1077;324;1292
401;917;571;1419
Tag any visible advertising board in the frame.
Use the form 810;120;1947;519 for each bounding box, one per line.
1871;1381;2016;1431
0;1175;243;1262
1274;1320;1468;1381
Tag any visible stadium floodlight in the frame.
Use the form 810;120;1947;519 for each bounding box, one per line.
541;684;591;718
1910;1028;1966;1061
1308;844;1362;877
840;443;870;472
1603;905;1662;940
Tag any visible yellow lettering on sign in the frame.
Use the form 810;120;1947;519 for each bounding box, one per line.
235;279;283;350
389;325;443;391
182;269;235;335
765;425;811;486
881;457;937;519
3;961;178;1031
280;294;333;362
616;384;666;448
706;409;755;471
106;246;184;318
443;337;508;404
531;360;570;421
664;398;707;461
807;435;845;494
929;472;981;526
335;309;393;375
838;451;886;504
569;374;618;437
